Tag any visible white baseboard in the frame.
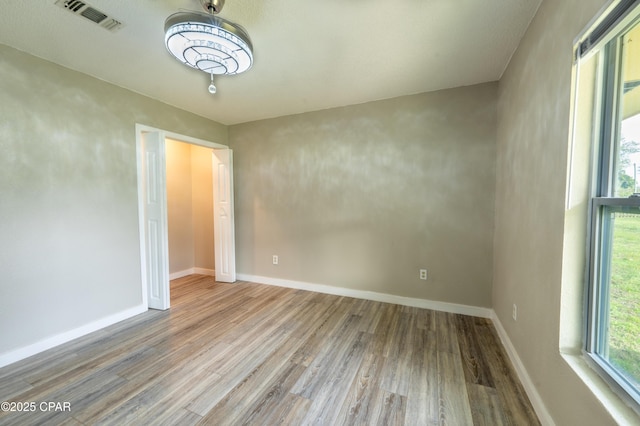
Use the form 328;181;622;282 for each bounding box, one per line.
170;268;194;280
0;272;552;426
491;311;554;426
0;304;147;369
236;273;492;318
170;267;215;280
236;274;552;423
193;267;215;277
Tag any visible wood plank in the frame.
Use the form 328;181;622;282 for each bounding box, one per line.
291;313;364;398
254;392;311;426
90;344;225;424
456;314;495;387
0;375;33;401
356;299;386;334
0;406;77;426
467;383;507;426
370;390;407;426
406;329;439;425
0;275;540;426
336;352;385;424
437;351;474;425
288;298;350;367
298;331;372;425
78;340;227;423
380;312;415;396
436;311;458;354
152;408;202;426
368;303;401;358
186;327;299;415
474;318;541;425
416;307;436;332
196;337;304;425
206;362;307;426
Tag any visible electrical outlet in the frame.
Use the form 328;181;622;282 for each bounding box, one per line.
272;255;279;265
512;304;517;321
419;269;428;280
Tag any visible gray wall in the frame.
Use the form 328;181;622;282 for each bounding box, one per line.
0;44;226;357
166;139;215;274
229;83;497;307
3;7;635;419
166;139;195;273
494;0;638;423
191;144;215;271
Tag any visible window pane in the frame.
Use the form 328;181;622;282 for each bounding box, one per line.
616;23;640;197
598;206;640;392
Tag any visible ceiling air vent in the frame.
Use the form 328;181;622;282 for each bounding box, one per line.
54;0;124;32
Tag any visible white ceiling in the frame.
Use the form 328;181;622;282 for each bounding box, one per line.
0;0;542;125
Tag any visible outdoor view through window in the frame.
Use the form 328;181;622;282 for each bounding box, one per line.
604;20;640;393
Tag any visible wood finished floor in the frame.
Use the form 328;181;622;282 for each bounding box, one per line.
0;275;539;425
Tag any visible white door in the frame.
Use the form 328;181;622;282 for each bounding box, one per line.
141;131;170;309
213;149;236;282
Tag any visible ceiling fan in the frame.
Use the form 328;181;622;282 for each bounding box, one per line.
164;0;254;95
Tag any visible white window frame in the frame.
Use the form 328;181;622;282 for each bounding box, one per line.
580;0;640;412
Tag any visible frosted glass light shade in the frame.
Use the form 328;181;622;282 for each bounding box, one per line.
164;11;253;75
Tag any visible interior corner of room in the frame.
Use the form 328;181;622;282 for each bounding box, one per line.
1;0;640;424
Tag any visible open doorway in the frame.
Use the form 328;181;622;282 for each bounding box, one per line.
135;124;236;310
165;139;215;280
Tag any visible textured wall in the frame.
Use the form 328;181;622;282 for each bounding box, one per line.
494;0;637;423
191;145;215;271
229;83;497;307
166;139;194;273
165;140;216;275
0;44;226;356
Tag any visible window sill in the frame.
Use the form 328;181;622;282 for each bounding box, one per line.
561;351;640;424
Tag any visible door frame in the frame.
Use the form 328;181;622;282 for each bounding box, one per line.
135;124;235;309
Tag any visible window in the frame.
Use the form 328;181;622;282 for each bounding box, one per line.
580;0;640;410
